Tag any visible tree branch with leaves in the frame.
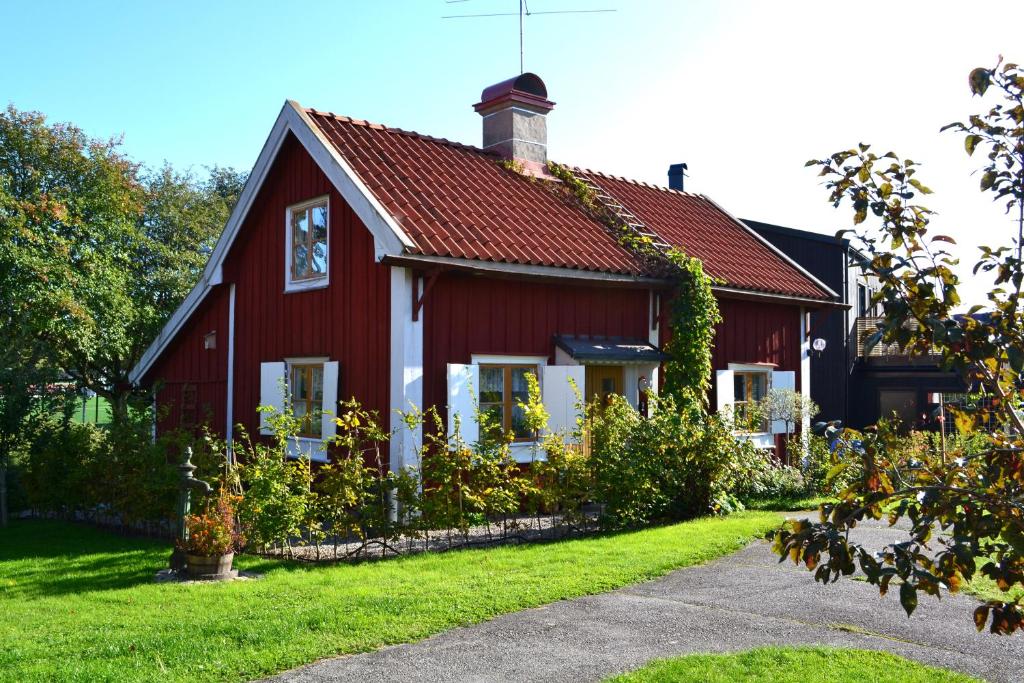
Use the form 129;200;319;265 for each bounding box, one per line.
770;58;1024;635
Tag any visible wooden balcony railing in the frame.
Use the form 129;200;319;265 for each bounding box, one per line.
855;316;941;362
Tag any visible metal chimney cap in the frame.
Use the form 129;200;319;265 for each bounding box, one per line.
474;73;554;114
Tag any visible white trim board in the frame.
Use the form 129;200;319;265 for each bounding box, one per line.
470;354;548;365
711;285;845;309
384;254;666;286
389;266;424;474
129;100;415;385
225;283;236;463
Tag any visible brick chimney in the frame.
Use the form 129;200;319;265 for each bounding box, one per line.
474;73;555;171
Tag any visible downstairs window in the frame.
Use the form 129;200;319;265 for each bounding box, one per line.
289;363;324;438
479;364;537;441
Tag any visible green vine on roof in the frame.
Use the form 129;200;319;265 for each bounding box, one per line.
545;162;721;410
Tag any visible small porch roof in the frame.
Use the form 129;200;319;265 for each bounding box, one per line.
554;335;671;364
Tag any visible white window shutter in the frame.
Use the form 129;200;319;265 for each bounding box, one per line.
321;361;340;441
447;363;479;445
770;370;796;434
715;369;734;415
542;365;585;438
259;361;287;435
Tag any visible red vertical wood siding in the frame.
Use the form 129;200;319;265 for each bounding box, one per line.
422;272;650;415
708;296;803;456
145;131;806;455
712;298;801;374
659;294;803;407
147;133;391;441
224;134;391;440
150;284;230;435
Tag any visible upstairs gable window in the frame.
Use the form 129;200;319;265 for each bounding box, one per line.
286;197;329;291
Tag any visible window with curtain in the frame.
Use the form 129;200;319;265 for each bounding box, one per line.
478;364;537;441
289;364;324;438
733;370;769;431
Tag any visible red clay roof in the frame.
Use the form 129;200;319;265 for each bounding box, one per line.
575;170;831;300
310;110;645;276
307;109;832;300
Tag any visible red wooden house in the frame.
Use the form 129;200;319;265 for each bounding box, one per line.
130;74;837;468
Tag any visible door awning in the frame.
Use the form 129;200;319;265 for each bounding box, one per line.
554;335;671;365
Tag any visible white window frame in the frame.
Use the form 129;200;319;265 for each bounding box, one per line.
284;356;331;462
284;195;330;293
470;354;547;461
728;362;774;438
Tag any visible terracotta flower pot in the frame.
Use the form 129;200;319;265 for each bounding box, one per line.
185;551;235;580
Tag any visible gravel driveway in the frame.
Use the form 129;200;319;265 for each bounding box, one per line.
265;516;1024;682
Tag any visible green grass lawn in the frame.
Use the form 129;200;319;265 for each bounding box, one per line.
608;646;979;682
0;512;780;682
68;395;113;425
744;495;834;512
961;557;1024;604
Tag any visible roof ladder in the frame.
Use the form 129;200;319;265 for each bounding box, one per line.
573;174;674;256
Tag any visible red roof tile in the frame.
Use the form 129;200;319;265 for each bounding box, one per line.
307;110;831;300
574;170;830;300
310;110;646;275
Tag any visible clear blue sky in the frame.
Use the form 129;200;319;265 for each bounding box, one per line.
5;1;1024;305
4;0;725;174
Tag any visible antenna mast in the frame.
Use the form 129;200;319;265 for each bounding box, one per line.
443;1;615;74
519;0;525;73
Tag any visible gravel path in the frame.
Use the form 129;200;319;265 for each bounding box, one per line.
264;516;1024;683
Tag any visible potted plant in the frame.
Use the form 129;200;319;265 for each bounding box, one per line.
181;488;242;579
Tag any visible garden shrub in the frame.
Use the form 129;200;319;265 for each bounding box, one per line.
19;402;179;528
23;417;103;514
801;433;861;497
233;424;314;555
588;394;754;528
319;399;399;554
15;372;820;552
94;411;178;524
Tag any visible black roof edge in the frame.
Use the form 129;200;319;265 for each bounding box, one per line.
553;334;671;363
742;218;849;248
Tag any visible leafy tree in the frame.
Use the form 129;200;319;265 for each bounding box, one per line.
759;388;819;464
0;105;245;420
760;389;818;437
770;58;1024;634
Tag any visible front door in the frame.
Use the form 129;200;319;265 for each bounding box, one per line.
879;390;918;429
585;365;625;410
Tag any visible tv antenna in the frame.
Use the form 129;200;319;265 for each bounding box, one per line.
443;1;616;74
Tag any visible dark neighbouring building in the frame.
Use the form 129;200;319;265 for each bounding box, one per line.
744;219;963;429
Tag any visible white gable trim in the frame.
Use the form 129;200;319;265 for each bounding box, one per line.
130;100;415;385
288;102;415;257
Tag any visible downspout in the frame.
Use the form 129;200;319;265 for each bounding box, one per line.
225;283;237;465
800;306;811;459
842;247;850;425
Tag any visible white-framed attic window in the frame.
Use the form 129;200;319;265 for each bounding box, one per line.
259;357;339;462
285;196;329;293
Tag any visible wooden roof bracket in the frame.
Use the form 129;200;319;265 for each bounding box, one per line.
412;268;442;322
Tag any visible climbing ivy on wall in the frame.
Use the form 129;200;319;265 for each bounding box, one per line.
544;162;722;410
